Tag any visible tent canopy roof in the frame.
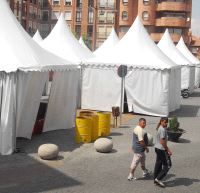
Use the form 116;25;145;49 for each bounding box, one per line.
0;0;75;73
32;30;43;43
79;36;93;54
87;17;177;70
176;37;200;65
93;28;119;57
41;13;93;63
157;29;192;66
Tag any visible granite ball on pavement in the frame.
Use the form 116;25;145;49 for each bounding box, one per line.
38;144;59;160
94;138;113;153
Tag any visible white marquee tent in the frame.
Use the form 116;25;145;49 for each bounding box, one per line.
157;29;195;93
0;0;79;155
83;17;181;116
32;30;43;43
79;36;92;53
93;28;119;57
176;37;200;88
40;13;93;63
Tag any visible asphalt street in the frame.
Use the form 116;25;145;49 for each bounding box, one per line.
0;89;200;193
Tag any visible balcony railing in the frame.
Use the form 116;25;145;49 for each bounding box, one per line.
97;32;111;38
98;2;115;9
156;2;186;12
155;17;186;27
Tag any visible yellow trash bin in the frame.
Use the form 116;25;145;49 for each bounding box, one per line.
75;117;92;143
97;112;111;137
79;112;99;141
79;111;94;117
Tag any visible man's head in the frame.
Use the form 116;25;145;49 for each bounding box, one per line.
139;118;146;129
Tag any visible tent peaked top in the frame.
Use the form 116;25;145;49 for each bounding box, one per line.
41;13;93;63
157;29;191;66
88;16;177;70
176;37;200;65
32;30;43;43
79;36;92;53
93;28;119;56
0;0;74;72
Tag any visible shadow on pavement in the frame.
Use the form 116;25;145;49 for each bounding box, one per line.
0;153;81;193
109;132;123;136
17;128;81;154
190;91;200;97
170;105;200;117
165;177;200;187
173;138;191;144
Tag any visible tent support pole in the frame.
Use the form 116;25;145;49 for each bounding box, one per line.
120;76;125;125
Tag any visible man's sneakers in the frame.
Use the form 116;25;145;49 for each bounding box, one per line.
127;174;137;181
154;178;165;188
142;169;150;177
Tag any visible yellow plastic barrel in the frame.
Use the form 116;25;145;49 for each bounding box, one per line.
75;117;92;143
79;111;94;117
80;111;99;141
97;112;111;137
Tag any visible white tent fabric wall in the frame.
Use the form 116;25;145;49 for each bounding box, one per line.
157;29;193;92
0;72;16;155
0;0;79;155
169;68;181;111
81;67;121;111
176;37;199;91
16;71;48;139
84;17;180;116
43;70;80;132
125;69;170;116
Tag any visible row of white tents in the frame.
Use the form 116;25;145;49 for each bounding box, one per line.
1;0;200;155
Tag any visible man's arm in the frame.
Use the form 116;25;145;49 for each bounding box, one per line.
160;138;172;155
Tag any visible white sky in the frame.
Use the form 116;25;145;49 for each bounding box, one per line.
191;0;200;37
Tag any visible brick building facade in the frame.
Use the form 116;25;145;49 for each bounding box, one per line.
9;0;196;51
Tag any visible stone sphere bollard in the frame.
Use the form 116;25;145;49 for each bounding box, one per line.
147;133;153;146
38;144;59;160
94;138;113;153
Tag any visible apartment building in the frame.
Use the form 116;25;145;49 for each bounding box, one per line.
9;0;117;50
118;0;192;44
9;0;193;50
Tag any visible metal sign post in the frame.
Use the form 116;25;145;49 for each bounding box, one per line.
117;65;127;126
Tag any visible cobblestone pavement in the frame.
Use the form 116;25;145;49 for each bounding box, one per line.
0;89;200;193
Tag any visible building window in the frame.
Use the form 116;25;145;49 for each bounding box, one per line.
75;25;81;38
88;0;93;7
99;0;106;8
88;10;93;23
77;0;82;7
122;0;128;4
42;10;49;21
98;26;106;38
99;11;106;23
51;11;60;20
122;11;128;20
107;0;114;8
65;0;72;5
143;0;150;5
142;11;149;21
107;12;114;23
76;11;81;22
65;11;72;20
52;0;60;5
